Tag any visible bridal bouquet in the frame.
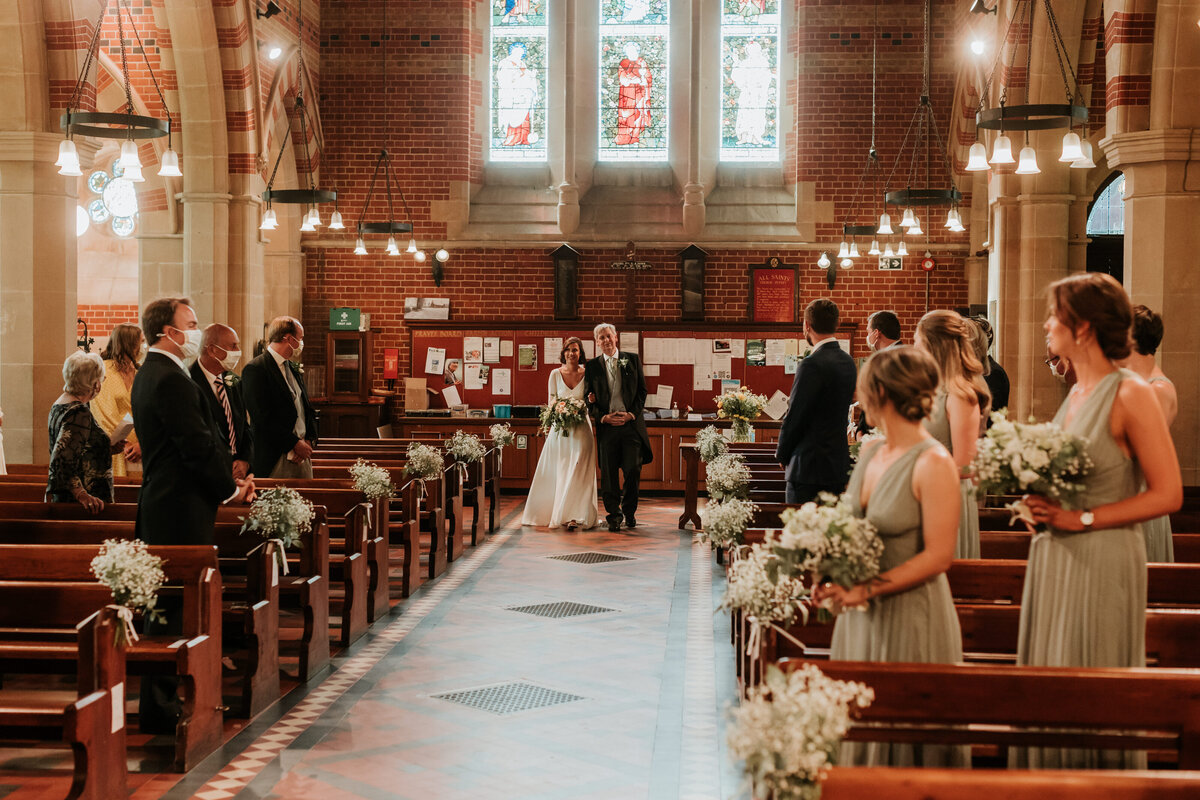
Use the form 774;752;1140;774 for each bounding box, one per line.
90;538;167;645
972;409;1093;526
446;430;486;463
539;394;588;436
719;542;808;626
715;388;768;442
699;497;758;548
728;663;874;800
240;487;315;551
696;425;729;463
403;442;445;480
489;422;515;449
349;458;394;501
705;452;751;502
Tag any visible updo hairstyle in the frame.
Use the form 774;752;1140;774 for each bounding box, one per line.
857;346;941;424
1048;272;1133;361
917;309;990;412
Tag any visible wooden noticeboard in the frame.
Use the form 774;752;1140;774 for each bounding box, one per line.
749;258;798;323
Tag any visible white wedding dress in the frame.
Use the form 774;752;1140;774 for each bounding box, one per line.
521;370;599;529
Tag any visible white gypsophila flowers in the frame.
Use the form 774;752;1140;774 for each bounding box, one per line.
699;497;758;547
446;430;487;463
972;409;1093;507
489;423;515;449
774;493;884;590
90;538;167;615
404;442;444;480
239;487;315;550
349;458;394;501
696;425;730;463
719;543;808;624
728;663;874;800
706;452;751;501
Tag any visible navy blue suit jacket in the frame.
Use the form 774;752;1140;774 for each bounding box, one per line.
775;341;857;490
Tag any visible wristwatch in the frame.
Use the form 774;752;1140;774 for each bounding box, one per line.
1079;510;1095;530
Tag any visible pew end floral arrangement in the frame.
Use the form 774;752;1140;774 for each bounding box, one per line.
240;487;315;552
699;497;758;549
538;394;588;436
90;538;167;645
715;388;768;443
696;425;730;463
489;422;516;450
705;452;751;502
403;442;445;481
446;430;486;463
349;458;394;501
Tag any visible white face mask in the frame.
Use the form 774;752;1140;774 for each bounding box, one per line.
218;348;242;372
137;341;148;365
164;326;203;367
289;336;304;356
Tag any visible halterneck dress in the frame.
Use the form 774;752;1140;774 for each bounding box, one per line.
832;437;968;767
1139;376;1174;562
923;392;981;559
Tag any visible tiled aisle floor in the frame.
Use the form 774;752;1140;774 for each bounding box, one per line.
160;498;739;800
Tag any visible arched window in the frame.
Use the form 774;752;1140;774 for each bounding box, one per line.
720;0;780;162
599;0;669;161
489;1;548;162
1086;172;1125;236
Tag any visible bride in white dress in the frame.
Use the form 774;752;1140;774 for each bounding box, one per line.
521;337;599;530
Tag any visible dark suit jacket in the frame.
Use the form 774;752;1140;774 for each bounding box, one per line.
131;352;237;545
985;356;1010;414
584;352;653;464
241;350;318;477
190;363;253;468
776;340;857;489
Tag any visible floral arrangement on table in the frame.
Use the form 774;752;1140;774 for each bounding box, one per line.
728;663;875;800
403;442;445;481
90;538;167;644
715;388;768;442
719;543;809;627
772;493;884;621
446;430;487;463
699;497;758;548
538;394;588;436
696;425;729;463
848;428;884;465
705;452;751;502
972;409;1093;527
240;487;315;552
489;422;516;450
349;458;394;501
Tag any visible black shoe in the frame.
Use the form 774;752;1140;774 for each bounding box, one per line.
607;521;621;532
624;517;636;529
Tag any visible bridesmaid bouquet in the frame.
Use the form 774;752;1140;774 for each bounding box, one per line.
538;394;588;436
972;410;1093;526
715;388;768;442
728;663;874;800
720;542;809;625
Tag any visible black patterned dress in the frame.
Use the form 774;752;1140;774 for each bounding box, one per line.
46;401;113;503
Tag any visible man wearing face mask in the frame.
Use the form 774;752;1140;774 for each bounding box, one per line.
191;323;254;481
241;316;319;479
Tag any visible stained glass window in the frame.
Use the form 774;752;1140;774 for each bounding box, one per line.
489;0;547;162
599;0;669;161
83;163;137;237
720;0;779;162
1087;174;1125;236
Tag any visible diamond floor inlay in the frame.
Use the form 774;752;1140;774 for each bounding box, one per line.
505;600;619;618
546;551;636;564
431;681;587;715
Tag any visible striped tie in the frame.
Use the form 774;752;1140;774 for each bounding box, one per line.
214;378;237;453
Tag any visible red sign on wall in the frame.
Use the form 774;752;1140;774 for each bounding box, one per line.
750;262;798;323
383;347;399;379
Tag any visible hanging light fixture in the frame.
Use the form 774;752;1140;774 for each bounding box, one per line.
1070;139;1097;169
58;0;180;180
261;0;337;232
971;0;1089;172
868;239;881;255
817;252;831;269
881;0;964;238
897;240;909;256
883;241;895;257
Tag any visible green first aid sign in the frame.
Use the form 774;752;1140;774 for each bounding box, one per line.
329;307;360;330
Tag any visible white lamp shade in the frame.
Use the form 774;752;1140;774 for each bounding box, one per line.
299;213;315;232
56;139;77;167
329;210;345;230
817;252;831;268
354;237;367;255
157;148;182;177
308;207;322;227
837;240;850;258
990;134;1015;165
259;208;278;230
435;248;450;263
118;139;142;170
900;207;916;228
944;208;956;228
414;250;427;262
1016;145;1040;174
868;239;880;255
58;150;82;177
897;240;909;256
839;258;854;269
908;216;923;236
849;241;860;258
1059;131;1083;162
407;238;417;254
965;141;989;171
950;220;967;232
877;212;894;235
386;236;400;255
883;242;895;257
1071;140;1096;169
123;163;144;183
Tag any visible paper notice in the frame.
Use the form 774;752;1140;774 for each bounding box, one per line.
500;340;514;358
492;368;512;395
712;352;733;380
109;412;135;446
442;385;462;408
785;339;800;357
583;340;596;360
721;378;742;394
464;337;484;363
763;389;790;420
483;337;500;363
746;339;766;367
730;339;746;359
765;339;787;367
644;364;661;377
517;344;538;370
656;384;673;409
837;338;851;354
464;363;484;390
677;338;696;365
644;337;664;365
645;391;660;409
544;337;563;364
784;354;800;375
424;347;446;375
693;370;713;391
620;331;639;354
693;340;713;369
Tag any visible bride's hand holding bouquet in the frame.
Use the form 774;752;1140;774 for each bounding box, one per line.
538;394;587;436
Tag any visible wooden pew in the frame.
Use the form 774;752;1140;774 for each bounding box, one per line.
821;768;1200;799
0;545;223;771
777;658;1200;768
947;560;1200;608
0;605;125;800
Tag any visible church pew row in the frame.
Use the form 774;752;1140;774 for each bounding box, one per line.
0;605;125;800
820;768;1200;800
778;658;1200;769
0;546;223;772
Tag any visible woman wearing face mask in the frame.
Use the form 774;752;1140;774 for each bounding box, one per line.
93;322;145;476
46;351;123;513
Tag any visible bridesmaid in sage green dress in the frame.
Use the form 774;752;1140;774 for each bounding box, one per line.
814;347;967;768
1019;274;1182;769
915;310;991;559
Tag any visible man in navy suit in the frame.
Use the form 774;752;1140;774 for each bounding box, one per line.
190;323;254;481
776;298;857;504
241;316;319;479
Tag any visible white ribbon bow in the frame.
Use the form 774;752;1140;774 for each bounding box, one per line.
107;604;139;643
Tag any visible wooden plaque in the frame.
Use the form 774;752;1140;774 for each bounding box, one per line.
749;258;798;323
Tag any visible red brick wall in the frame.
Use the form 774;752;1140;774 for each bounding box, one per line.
77;304;141;340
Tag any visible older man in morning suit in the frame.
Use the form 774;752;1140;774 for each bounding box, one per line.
241;316;319;479
190;323;253;481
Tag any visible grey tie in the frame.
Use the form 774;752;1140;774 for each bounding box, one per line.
607;357;626;413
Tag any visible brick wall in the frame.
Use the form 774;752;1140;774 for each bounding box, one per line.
77;304;141;341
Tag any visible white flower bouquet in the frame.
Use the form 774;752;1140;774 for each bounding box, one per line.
240;486;315;551
699;497;758;548
403;442;444;481
848;428;883;464
728;663;874;800
972;409;1093;526
349;458;394;501
705;452;751;502
719;543;809;626
715;388;768;442
446;430;486;463
489;422;515;449
696;425;729;463
539;394;588;436
90;538;167;644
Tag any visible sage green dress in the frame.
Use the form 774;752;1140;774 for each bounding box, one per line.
924;392;981;559
1014;369;1147;769
832;437;968;767
1140;376;1174;563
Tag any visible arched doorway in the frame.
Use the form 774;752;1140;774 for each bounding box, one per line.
1086;172;1125;283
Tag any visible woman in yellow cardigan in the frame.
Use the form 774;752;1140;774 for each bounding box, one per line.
92;322;144;476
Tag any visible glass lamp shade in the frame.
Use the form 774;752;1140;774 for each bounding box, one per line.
435;248;450;263
839;257;854;269
57;140;82;176
1071;140;1096;169
900;207;916;228
908;216;923;236
308;207;322;227
897;240;909;256
883;241;895;257
414;250;427;263
877;212;894;236
837;240;850;258
868;239;881;255
259;208;278;230
386;236;400;255
817;252;831;268
944;208;956;228
1015;146;1040;174
407;238;417;254
329;210;345;230
157;148;182;177
965;141;990;171
123;163;145;183
353;237;367;255
118;139;142;170
849;241;860;258
950;219;967;232
990;134;1015;165
1059;131;1083;162
299;213;315;232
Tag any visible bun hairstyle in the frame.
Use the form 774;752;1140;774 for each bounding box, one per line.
1130;304;1164;357
917;310;991;413
1048;272;1133;361
857;346;941;423
559;336;587;365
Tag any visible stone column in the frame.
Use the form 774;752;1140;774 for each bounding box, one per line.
0;132;80;463
179;190;232;326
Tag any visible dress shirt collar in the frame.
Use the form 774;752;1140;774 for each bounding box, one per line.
199;362;223;394
148;346;187;373
810;337;840;352
267;345;289;368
